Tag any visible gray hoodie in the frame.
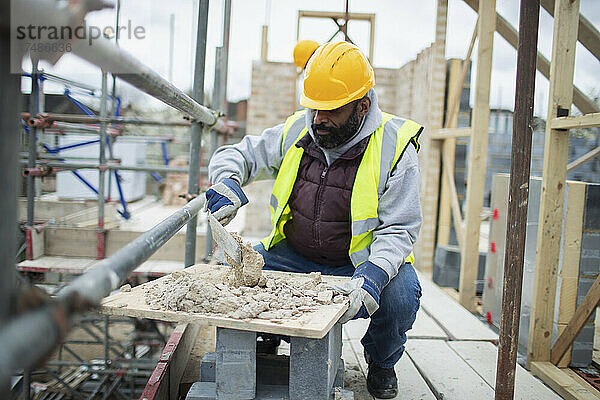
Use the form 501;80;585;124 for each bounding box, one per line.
208;88;423;281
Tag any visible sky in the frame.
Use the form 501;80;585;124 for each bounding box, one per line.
23;0;600;118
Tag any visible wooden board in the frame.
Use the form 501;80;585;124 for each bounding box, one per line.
343;307;448;341
448;341;562;399
530;362;599;400
528;0;580;365
458;0;495;311
405;339;494;399
100;264;349;339
563;369;600;400
418;271;498;341
350;339;435;400
409;309;449;339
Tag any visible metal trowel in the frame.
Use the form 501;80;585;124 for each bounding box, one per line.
208;213;242;264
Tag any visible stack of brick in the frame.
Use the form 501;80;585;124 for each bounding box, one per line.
162;157;189;207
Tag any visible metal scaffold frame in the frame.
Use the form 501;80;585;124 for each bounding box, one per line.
0;0;227;396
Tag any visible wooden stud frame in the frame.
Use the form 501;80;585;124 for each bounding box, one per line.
527;0;580;367
296;10;376;62
457;0;495;311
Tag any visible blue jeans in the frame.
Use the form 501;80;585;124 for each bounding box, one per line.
254;240;422;368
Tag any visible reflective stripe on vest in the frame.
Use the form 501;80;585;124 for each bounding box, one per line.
261;110;422;268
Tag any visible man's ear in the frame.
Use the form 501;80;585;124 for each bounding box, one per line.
358;96;371;118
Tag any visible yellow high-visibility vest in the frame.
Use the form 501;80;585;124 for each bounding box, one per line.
261;110;422;267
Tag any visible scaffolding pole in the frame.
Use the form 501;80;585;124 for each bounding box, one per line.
494;0;540;398
27;62;39;226
13;0;223;129
97;72;108;260
70;36;222;129
0;195;207;391
185;0;209;268
23;113;192;127
0;26;20;328
20;160;198;174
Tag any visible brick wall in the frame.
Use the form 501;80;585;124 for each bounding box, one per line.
243;61;298;237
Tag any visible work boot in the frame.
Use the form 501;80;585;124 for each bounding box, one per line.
364;349;398;399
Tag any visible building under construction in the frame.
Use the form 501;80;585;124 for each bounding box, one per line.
1;0;600;399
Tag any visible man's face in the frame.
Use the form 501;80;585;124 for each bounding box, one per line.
311;97;368;149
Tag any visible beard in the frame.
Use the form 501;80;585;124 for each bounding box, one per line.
311;103;361;149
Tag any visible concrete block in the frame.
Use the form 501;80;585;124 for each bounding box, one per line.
186;382;216;400
215;328;256;399
580;232;600;276
333;358;345;389
289;323;342;400
200;352;216;382
583;183;600;230
433;244;486;293
25;226;44;260
255;384;288;399
576;276;598;308
571;341;594;368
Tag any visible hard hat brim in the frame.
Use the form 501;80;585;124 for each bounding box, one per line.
299;85;372;111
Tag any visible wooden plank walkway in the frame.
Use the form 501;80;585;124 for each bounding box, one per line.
341;272;562;400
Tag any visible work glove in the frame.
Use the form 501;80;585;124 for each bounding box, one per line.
203;177;248;226
330;261;389;324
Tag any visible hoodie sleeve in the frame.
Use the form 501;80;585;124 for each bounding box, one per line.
208;123;286;186
368;144;423;281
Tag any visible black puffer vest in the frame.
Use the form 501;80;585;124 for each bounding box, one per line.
283;134;371;266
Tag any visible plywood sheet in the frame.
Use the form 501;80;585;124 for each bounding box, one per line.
100;264;349;339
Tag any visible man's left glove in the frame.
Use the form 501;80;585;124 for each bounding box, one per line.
330;261;389;324
204;177;249;226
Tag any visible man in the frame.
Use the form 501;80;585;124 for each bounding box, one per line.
206;42;422;399
293;39;319;70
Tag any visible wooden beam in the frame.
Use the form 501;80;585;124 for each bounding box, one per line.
298;10;374;21
540;0;600;63
462;0;600;115
297;10;376;61
140;323;200;400
438;20;477;248
437;59;463;246
444;19;478;131
527;0;580;367
563;369;600;399
567;147;600;171
551;112;600;130
556;182;586;367
443;153;465;249
458;0;495;311
530;362;599;400
551;273;600;365
430;127;472;140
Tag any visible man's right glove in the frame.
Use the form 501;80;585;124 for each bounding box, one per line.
330;261;389;324
203;178;248;226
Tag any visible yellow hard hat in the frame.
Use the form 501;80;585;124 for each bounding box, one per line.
300;41;374;110
293;40;320;69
